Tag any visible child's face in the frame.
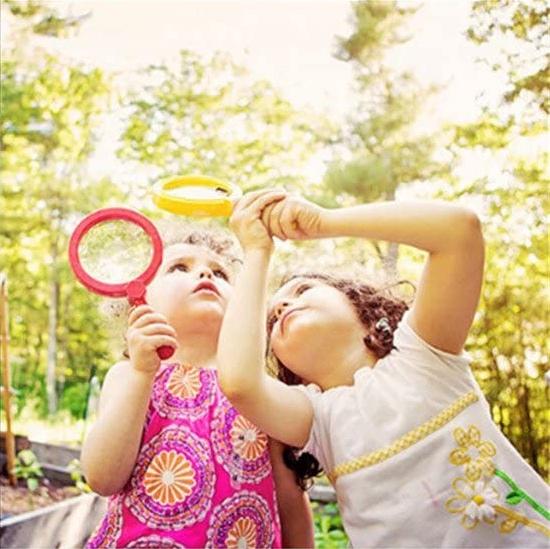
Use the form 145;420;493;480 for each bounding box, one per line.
147;243;234;334
268;277;367;381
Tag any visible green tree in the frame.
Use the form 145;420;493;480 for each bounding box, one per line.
3;0;91;38
324;1;446;277
467;0;548;116
118;51;331;196
441;0;549;477
1;6;119;415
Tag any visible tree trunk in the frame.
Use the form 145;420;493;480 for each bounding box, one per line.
46;239;59;415
383;241;399;280
382;188;399;279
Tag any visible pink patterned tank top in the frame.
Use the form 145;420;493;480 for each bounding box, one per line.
87;362;282;548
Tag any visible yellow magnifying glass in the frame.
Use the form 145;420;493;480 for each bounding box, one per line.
152;174;242;217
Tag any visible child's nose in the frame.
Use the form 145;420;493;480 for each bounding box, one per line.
198;268;213;279
276;301;290;319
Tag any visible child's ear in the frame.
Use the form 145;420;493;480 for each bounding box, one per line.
363;333;387;359
363;316;396;359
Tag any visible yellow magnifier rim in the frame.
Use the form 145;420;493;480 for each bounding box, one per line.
152;174;242;217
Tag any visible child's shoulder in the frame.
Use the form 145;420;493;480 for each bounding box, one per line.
109;359;131;371
104;359;133;380
392;311;471;368
101;360;164;390
98;360;133;394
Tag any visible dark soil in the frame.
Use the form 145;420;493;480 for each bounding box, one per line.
0;476;79;518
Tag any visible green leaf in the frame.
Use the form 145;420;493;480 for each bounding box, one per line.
506;491;524;505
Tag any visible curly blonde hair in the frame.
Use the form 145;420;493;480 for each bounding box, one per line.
100;219;241;357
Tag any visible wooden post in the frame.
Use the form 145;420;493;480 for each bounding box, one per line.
0;273;17;486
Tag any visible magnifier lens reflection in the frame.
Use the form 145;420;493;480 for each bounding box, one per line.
78;220;153;284
167;185;230;199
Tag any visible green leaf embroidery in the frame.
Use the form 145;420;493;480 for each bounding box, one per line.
505;491;524;505
495;469;550;521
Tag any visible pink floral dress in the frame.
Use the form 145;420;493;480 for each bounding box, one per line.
86;362;282;548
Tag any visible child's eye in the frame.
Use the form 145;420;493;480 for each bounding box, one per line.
213;269;229;281
169;263;188;273
295;283;311;296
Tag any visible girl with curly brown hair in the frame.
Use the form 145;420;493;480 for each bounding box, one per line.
218;190;549;548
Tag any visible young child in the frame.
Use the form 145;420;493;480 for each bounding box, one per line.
81;221;314;548
218;190;550;548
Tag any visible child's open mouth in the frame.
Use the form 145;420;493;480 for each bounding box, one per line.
193;280;220;296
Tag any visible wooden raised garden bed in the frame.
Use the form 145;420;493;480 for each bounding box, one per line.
0;438;106;549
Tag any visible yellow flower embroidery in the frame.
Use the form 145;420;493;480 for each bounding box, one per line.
167;364;201;399
143;450;195;505
446;477;500;530
226;517;257;548
446;424;550;538
231;416;268;461
449;425;496;481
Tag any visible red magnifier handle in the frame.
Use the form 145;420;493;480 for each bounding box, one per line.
157;346;175;360
127;281;175;360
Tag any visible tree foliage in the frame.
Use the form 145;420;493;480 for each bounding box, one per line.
119;51;331;195
0;2;547;485
441;0;549;478
324;1;446;277
1;3;118;415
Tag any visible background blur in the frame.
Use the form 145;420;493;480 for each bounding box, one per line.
1;0;548;540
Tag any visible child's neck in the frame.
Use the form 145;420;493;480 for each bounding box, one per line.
173;333;219;370
315;345;377;391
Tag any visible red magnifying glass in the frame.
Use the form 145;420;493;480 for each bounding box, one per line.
68;207;174;360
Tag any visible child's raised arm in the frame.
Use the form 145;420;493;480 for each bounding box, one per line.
217;190;314;448
264;197;485;354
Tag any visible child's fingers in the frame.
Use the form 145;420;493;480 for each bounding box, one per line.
248;193;287;220
267;200;290;240
131;312;170;329
280;199;304;239
230;192;286;239
233;190;266;211
128;304;156;326
260;201;279;231
140;323;177;337
234;189;284;212
146;335;179;350
233;189;286;217
127;329;178;350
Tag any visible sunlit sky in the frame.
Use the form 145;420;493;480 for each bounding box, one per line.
39;0;501;122
4;1;517;183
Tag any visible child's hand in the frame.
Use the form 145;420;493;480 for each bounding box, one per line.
126;305;179;375
230;189;287;252
260;194;325;240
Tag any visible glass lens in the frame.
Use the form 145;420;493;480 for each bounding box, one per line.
78;220;153;284
167;185;229;199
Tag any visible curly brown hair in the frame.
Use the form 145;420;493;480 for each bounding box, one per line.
267;272;412;489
